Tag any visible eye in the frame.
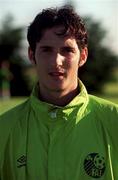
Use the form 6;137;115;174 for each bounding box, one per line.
61;47;75;54
40;46;53;53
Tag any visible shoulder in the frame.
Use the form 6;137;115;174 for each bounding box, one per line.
88;95;118;147
0;99;30;137
0;99;30;122
88;94;118;114
88;94;118;131
0;99;30;165
0;99;30;152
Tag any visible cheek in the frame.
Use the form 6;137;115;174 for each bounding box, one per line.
35;61;46;76
65;58;79;70
35;55;46;69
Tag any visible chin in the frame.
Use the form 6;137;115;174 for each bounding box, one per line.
48;84;65;92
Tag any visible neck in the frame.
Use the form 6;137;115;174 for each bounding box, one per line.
38;84;79;107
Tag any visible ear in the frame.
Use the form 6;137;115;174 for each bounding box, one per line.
79;47;88;67
28;46;36;65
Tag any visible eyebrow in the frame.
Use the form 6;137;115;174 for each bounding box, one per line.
63;46;75;50
38;45;76;52
39;45;53;49
61;46;76;52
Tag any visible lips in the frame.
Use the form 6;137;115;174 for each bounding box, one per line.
48;70;65;81
49;72;64;76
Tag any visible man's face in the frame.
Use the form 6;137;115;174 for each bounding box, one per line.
29;26;87;95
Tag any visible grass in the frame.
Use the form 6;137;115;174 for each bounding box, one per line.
0;67;118;115
0;92;118;115
101;81;118;104
1;67;117;115
0;97;27;115
94;94;118;104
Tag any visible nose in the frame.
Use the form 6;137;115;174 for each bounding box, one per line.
52;52;64;66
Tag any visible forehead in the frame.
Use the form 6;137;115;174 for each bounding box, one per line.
41;25;66;38
39;26;78;47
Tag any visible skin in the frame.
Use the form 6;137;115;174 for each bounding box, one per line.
28;26;88;106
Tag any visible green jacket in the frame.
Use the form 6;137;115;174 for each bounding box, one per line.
0;81;118;180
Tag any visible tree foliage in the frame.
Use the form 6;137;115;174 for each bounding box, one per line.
0;14;117;96
78;17;118;92
0;15;30;96
0;15;23;61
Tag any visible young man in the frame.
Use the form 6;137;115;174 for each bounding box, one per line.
0;6;118;180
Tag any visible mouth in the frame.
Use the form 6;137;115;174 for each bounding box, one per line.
49;72;64;76
48;71;65;80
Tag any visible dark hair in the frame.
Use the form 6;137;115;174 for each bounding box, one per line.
27;6;88;52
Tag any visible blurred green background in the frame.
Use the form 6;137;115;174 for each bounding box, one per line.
0;64;118;115
0;72;118;115
0;1;118;115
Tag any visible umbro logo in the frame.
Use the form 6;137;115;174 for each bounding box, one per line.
17;155;27;168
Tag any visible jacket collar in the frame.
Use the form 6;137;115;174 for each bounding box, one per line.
30;80;89;117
